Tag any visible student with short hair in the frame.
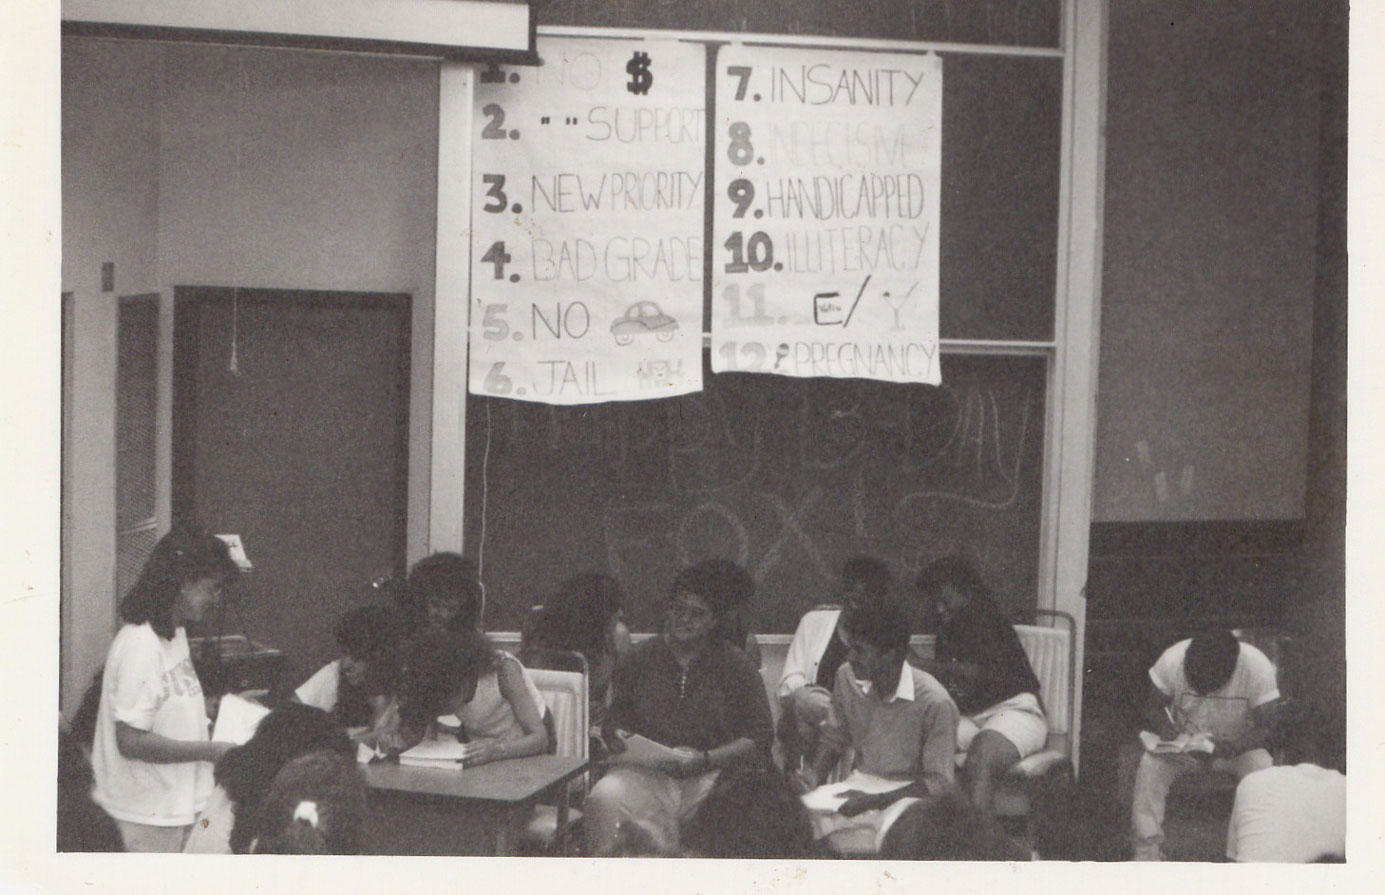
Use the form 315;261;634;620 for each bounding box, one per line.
682;768;817;859
878;786;1029;861
776;556;893;770
1131;629;1280;861
911;556;1049;815
582;559;774;856
294;604;401;743
91;526;241;852
792;591;959;851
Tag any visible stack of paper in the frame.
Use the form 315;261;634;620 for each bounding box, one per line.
398;738;476;768
608;731;683;767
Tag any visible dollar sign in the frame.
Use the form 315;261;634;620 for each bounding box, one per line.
626;51;653;95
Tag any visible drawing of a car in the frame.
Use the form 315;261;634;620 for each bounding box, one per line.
610;301;679;345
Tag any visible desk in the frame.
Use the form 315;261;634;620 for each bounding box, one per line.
363;755;587;856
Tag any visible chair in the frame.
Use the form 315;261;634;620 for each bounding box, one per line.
518;652;589;854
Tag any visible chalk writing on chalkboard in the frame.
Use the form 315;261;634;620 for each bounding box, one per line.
465;355;1044;633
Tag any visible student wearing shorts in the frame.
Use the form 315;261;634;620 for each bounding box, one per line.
913;556;1049;815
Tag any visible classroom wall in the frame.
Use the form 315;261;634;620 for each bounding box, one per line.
60;38;442;714
60;39;164;715
154;43;440;571
1094;0;1322;523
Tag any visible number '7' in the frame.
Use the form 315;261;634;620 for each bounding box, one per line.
726;66;752;101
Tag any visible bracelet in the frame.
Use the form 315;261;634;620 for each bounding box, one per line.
701;749;712;770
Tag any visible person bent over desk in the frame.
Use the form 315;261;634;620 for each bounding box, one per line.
583;560;773;856
792;591;959;853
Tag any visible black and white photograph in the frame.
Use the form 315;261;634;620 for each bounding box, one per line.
1;0;1375;890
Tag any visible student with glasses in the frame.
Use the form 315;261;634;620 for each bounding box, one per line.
582;560;774;856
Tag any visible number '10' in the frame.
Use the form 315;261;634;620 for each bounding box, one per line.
723;231;774;274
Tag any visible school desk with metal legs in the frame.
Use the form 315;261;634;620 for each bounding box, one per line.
362;754;588;856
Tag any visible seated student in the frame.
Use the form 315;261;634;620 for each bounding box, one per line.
1225;722;1345;863
913;556;1049;814
294;604;401;746
380;627;550;766
1131;629;1280;861
582;560;774;857
682;768;818;859
697;557;763;670
522;572;631;754
791;591;959;852
878;786;1029;861
186;702;353;854
403;552;482;635
249;750;367;855
777;556;893;771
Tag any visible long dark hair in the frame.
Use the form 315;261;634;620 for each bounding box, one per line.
526;573;624;664
215;703;352;854
119;526;239;640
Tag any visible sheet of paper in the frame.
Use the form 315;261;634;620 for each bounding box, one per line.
1139;730;1213;754
608;731;684;766
799;770;905;813
211;693;270;745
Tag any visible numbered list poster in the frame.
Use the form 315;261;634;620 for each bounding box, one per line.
712;47;942;384
469;38;706;404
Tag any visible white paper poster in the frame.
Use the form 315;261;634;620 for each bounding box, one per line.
469;37;707;404
711;46;942;384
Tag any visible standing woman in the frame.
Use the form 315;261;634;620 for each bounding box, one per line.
91;526;240;851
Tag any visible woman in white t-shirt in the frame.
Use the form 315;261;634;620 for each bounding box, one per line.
90;526;241;852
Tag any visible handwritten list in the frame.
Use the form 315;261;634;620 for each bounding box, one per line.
712;46;942;385
470;37;706;404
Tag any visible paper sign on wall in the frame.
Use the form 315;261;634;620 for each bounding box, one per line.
469;37;706;404
711;46;942;384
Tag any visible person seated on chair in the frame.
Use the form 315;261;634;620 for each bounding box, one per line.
1130;629;1280;861
402;552;482;635
293;604;402;747
696;557;763;670
790;590;959;852
912;555;1049;815
582;559;774;857
378;627;550;767
522;572;632;755
1225;714;1344;863
776;556;893;772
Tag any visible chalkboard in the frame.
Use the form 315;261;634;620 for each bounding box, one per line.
465;353;1045;633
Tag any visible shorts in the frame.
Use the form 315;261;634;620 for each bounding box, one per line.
956;692;1049;758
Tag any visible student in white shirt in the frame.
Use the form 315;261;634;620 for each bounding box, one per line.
91;526;241;852
776;557;892;770
295;604;401;743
